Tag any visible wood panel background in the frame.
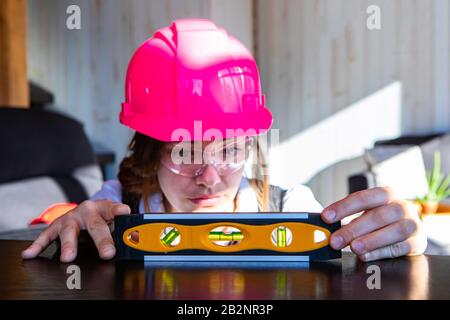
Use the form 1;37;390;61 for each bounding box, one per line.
0;0;29;107
257;0;450;205
27;0;450;206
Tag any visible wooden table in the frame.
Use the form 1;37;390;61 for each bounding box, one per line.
0;237;449;299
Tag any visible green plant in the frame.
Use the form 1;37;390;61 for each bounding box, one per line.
418;151;450;202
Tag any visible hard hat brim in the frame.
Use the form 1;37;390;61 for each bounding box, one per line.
120;107;273;142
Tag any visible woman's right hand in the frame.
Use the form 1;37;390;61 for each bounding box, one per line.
21;200;131;263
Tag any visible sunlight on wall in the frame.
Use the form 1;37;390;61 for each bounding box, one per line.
268;81;403;193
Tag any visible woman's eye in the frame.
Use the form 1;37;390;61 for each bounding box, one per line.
222;146;245;162
179;150;193;160
225;146;239;154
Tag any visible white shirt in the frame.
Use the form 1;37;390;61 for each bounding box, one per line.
90;177;324;213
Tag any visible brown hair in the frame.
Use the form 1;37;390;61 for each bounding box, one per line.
118;132;270;213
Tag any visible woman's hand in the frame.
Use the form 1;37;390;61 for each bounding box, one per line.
321;187;427;262
21;200;131;263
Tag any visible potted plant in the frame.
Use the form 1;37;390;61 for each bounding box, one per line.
416;151;450;214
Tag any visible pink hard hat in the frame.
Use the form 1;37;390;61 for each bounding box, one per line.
120;18;273;142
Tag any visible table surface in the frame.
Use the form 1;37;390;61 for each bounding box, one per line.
1;237;449;300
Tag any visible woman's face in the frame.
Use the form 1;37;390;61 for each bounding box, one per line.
157;139;248;212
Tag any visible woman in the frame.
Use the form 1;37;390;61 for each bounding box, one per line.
22;19;426;263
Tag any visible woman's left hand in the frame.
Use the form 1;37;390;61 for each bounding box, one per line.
321;187;427;262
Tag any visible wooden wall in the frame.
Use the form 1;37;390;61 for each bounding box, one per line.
0;0;29;107
27;0;450;206
257;0;450;205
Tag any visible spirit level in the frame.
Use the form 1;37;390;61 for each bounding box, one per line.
114;213;341;262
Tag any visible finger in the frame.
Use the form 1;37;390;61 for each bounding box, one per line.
96;200;131;220
322;187;396;224
349;218;420;256
358;239;414;262
330;201;408;250
361;232;427;262
58;219;80;263
21;225;59;259
79;200;130;223
84;215;116;260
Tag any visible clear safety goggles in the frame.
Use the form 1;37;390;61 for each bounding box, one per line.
160;137;253;177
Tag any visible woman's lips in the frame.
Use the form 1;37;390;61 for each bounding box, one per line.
189;195;222;206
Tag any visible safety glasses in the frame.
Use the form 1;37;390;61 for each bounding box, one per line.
160;137;253;177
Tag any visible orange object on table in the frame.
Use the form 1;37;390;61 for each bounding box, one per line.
29;203;77;225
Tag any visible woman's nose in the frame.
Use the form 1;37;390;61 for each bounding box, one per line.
196;165;221;188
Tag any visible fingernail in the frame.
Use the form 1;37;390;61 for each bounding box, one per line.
62;249;74;262
116;205;131;215
352;240;365;254
324;210;336;222
21;248;32;258
331;235;344;249
361;252;372;262
102;245;115;258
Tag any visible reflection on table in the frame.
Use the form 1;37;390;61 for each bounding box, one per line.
1;240;445;299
